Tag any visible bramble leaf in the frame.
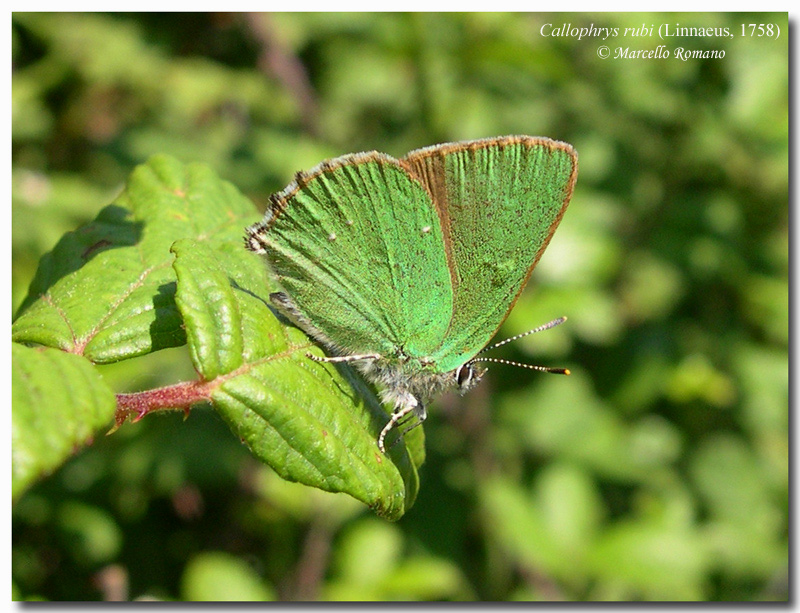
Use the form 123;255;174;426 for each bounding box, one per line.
171;238;423;520
12;343;116;500
12;155;424;519
12;154;258;363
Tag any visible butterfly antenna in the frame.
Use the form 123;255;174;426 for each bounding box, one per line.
468;356;569;375
471;316;570;375
478;316;568;354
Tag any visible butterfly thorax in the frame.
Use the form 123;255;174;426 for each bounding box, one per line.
355;351;485;410
268;289;487;415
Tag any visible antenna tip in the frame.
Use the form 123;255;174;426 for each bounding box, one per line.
563;368;571;376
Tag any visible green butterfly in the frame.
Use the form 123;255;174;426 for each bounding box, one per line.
246;135;577;452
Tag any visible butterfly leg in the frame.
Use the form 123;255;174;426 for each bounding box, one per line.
378;395;427;454
387;407;428;451
307;353;382;363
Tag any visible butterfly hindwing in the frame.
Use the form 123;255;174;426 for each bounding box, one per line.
260;153;454;359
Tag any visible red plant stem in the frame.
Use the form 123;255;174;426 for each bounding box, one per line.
114;380;213;428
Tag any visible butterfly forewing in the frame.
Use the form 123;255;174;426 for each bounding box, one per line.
404;136;578;371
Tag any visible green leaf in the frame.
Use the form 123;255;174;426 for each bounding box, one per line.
12;344;116;500
12;154;259;363
325;519;471;600
330;518;404;586
171;238;423;520
587;518;710;601
378;556;471;601
56;501;123;566
480;477;575;582
181;552;275;601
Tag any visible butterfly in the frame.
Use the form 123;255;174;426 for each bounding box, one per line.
245;135;577;452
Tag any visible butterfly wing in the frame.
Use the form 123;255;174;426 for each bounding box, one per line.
248;152;454;359
404;136;578;371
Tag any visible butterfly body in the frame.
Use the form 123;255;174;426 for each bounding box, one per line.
245;135;577;451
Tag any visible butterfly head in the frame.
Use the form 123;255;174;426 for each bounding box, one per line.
453;361;486;395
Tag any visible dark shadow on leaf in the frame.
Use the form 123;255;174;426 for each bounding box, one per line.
149;281;187;351
230;279;273;312
14;205;143;320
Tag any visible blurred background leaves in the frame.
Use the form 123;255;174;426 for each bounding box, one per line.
12;12;787;601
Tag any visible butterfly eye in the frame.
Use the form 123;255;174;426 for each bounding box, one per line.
456;364;475;389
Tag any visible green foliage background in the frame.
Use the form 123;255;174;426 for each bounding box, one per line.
12;12;787;601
